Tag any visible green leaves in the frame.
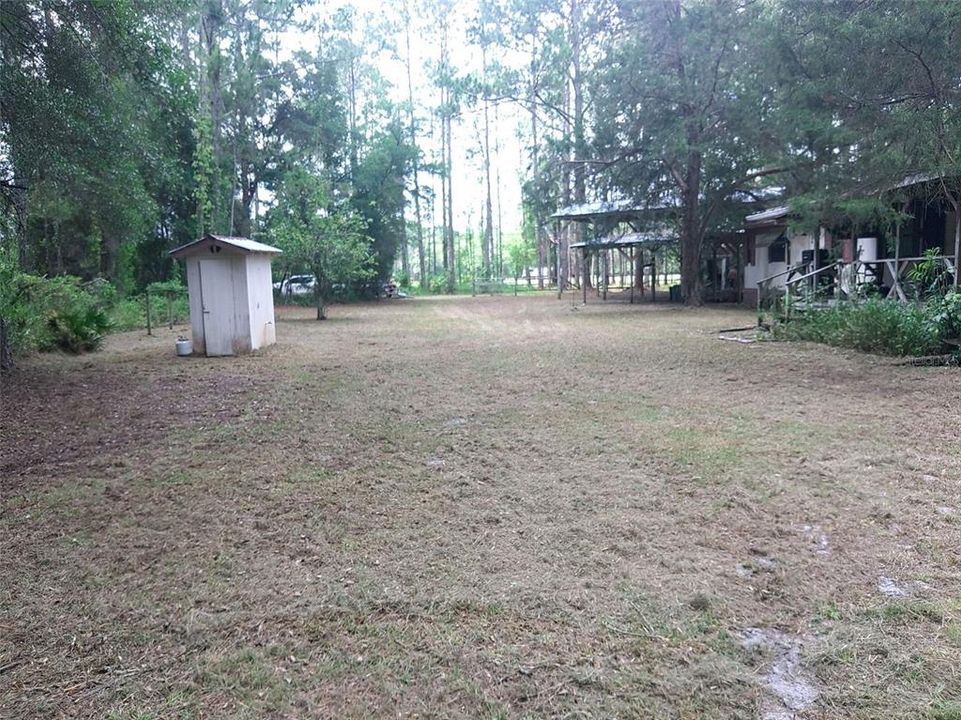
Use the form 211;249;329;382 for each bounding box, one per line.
269;167;374;318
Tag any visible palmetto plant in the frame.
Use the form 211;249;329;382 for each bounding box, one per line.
908;248;952;299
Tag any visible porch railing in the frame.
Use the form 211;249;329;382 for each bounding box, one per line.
756;254;957;322
756;261;810;321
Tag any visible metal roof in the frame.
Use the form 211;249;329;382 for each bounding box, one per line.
553;200;644;221
554;186;783;222
745;206;790;224
570;231;676;250
170;234;282;258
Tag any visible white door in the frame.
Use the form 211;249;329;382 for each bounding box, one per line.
198;259;236;356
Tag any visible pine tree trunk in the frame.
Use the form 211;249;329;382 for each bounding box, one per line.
680;150;704;305
201;2;224;230
445;108;455;293
530;94;546;289
481;47;494;280
403;1;427;289
494;103;504;280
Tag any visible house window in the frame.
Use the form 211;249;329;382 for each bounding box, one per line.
768;236;789;264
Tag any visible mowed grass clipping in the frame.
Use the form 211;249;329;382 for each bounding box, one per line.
3;294;961;718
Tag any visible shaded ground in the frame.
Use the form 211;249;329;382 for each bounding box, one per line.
3;294;961;719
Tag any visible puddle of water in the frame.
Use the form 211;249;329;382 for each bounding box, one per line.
740;627;819;719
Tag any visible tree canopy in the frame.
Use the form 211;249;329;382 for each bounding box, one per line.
4;0;961;326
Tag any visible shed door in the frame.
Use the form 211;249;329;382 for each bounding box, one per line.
198;259;236;356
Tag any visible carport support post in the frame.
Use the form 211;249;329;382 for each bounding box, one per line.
635;250;644;297
602;251;608;301
582;249;588;305
630;247;635;304
651;250;656;303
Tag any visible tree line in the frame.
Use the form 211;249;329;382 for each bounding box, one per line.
509;0;961;304
2;0;961;366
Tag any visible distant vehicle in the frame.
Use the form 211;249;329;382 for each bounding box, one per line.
273;274;316;296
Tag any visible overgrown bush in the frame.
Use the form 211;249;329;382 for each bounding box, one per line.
109;297;147;331
144;281;189;327
39;277;113;352
1;267;111;356
1;256;49;363
771;293;961;357
426;272;450;294
0;255;190;363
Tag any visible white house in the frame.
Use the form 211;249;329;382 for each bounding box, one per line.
170;234;282;356
742;207;825;306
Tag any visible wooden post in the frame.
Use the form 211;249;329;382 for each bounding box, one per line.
145;288;152;336
711;247;718;302
630;247;635;304
893;211;901;300
602;250;608;301
953;198;960;289
583;249;588;305
757;279;763;326
737;238;744;304
635;248;644;297
651;250;656;303
811;230;819;301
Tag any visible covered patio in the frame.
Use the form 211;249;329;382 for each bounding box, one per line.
552;201;679;304
569;231;675;304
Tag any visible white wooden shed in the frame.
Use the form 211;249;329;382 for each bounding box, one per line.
170;234;282;356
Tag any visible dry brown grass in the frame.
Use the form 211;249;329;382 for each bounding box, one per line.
3;293;961;719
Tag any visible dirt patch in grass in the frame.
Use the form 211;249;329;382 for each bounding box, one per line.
3;294;961;718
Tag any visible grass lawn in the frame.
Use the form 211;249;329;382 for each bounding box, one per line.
3;293;961;719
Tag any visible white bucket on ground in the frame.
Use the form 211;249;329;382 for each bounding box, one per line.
175;338;193;356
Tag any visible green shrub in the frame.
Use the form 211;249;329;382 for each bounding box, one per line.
908;249;953;299
109;297;146;331
771;294;961;357
0;261;49;357
144;282;189;327
426;272;456;294
1;252;192;362
39;276;113;353
1;269;110;355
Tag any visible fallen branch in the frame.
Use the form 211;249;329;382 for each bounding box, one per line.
717;325;757;333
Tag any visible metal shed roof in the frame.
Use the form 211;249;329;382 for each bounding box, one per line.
570;231;676;250
169;234;282;258
552;199;677;221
